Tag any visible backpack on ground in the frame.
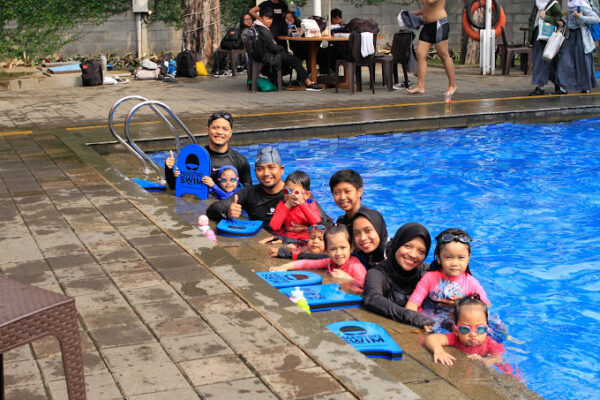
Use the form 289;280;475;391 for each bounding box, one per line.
158;53;172;77
175;50;198;78
345;18;380;34
242;27;264;62
220;26;243;50
80;59;103;86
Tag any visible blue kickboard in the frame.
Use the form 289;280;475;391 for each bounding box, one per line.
175;144;211;200
256;271;323;288
278;284;362;311
48;63;81;73
327;321;403;360
131;177;166;191
216;219;263;238
596;71;600;78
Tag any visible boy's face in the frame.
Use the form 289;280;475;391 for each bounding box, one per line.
331;182;362;215
283;181;309;205
263;15;273;28
454;306;488;347
307;229;325;253
219;169;238;192
331;16;343;25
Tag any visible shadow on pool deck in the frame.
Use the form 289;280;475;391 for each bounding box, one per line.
1;66;592;399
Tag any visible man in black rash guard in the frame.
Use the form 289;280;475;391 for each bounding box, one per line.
165;112;252;190
206;146;284;224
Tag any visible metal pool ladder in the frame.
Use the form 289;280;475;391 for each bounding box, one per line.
108;96;197;182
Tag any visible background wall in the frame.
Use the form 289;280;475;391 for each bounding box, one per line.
58;1;537;58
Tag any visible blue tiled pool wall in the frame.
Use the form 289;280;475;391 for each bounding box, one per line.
149;119;600;400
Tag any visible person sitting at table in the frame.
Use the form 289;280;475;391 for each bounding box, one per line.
253;8;323;91
251;0;290;47
318;8;348;75
284;11;309;76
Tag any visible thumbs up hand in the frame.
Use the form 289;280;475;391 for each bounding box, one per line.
227;194;242;219
166;150;175;169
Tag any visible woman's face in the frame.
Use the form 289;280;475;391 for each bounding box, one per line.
352;216;380;254
242;14;253;27
395;236;427;271
285;13;295;25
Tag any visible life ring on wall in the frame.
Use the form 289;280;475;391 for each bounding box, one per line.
463;0;506;41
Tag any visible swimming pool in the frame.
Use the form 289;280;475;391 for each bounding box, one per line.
150;118;600;399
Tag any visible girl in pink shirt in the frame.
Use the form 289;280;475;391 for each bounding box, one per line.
406;228;489;332
270;224;366;292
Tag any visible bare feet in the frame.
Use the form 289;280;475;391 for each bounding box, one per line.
446;85;457;95
407;87;425;94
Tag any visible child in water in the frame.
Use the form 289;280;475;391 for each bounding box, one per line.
201;165;242;200
263;171;322;244
269;224;366;292
424;294;504;367
268;223;328;260
406;228;490;332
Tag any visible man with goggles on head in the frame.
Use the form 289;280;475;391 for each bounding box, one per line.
165;112;252;192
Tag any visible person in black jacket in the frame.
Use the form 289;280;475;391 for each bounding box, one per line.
253;8;322;91
165;112;252;191
362;222;435;329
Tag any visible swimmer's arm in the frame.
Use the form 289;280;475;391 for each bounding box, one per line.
425;334;455;366
269;262;295;272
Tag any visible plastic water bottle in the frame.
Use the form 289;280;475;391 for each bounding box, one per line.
444;91;452;114
197;215;217;243
168;60;177;77
290;286;311;314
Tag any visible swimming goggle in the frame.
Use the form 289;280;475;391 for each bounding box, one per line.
438;233;472;244
454;324;488;335
208;112;233;127
308;224;327;234
283;187;303;196
219;177;237;183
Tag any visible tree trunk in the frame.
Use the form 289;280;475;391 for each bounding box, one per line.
464;8;483;65
183;0;221;64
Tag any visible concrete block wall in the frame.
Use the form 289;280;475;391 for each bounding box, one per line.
59;12;182;57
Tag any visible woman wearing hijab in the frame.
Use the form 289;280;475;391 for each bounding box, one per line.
556;0;600;93
351;208;389;269
362;222;435;329
528;0;563;96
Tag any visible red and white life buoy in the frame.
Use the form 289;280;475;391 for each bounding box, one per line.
463;0;506;41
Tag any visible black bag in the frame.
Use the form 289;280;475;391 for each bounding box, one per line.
158;53;172;77
345;18;380;34
220;26;243;50
80;59;103;86
243;27;264;62
175;50;197;78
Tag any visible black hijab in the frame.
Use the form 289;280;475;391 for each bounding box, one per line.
352;207;389;268
374;222;431;293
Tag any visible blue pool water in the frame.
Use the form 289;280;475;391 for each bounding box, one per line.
150;118;600;399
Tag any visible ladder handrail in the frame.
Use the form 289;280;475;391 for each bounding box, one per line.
124;101;197;182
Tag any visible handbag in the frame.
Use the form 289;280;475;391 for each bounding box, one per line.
542;25;566;61
537;1;558;41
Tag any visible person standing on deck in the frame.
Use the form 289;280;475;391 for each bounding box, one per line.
407;0;457;96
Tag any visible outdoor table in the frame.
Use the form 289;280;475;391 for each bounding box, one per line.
0;277;86;400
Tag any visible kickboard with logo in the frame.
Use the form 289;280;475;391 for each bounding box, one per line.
175;144;211;199
278;284;362;311
256;271;323;288
131;177;166;192
327;321;403;360
216;219;263;237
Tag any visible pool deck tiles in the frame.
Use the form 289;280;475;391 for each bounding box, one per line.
0;66;584;399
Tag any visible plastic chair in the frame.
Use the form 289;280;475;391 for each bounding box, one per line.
215;48;246;76
375;30;413;91
497;27;532;76
0;278;86;400
242;35;282;92
335;31;377;94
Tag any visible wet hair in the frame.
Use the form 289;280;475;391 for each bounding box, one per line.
260;7;274;18
331;8;342;20
453;294;488;325
430;228;472;275
207;112;233;128
285;170;310;190
324;224;351;249
239;13;254;30
329;169;363;191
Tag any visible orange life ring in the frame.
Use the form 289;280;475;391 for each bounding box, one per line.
463;0;506;41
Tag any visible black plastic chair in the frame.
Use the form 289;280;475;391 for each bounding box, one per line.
335;31;377;94
497;26;532;76
215;48;246;76
375;30;413;91
242;34;282;93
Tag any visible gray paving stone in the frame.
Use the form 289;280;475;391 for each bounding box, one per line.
47;371;123;400
4;359;43;387
195;377;278;400
161;332;234;362
133;298;197;323
262;366;346;400
241;344;317;374
122;282;182;306
128;387;201;400
5;383;48;400
148;316;211;339
179;354;255;386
